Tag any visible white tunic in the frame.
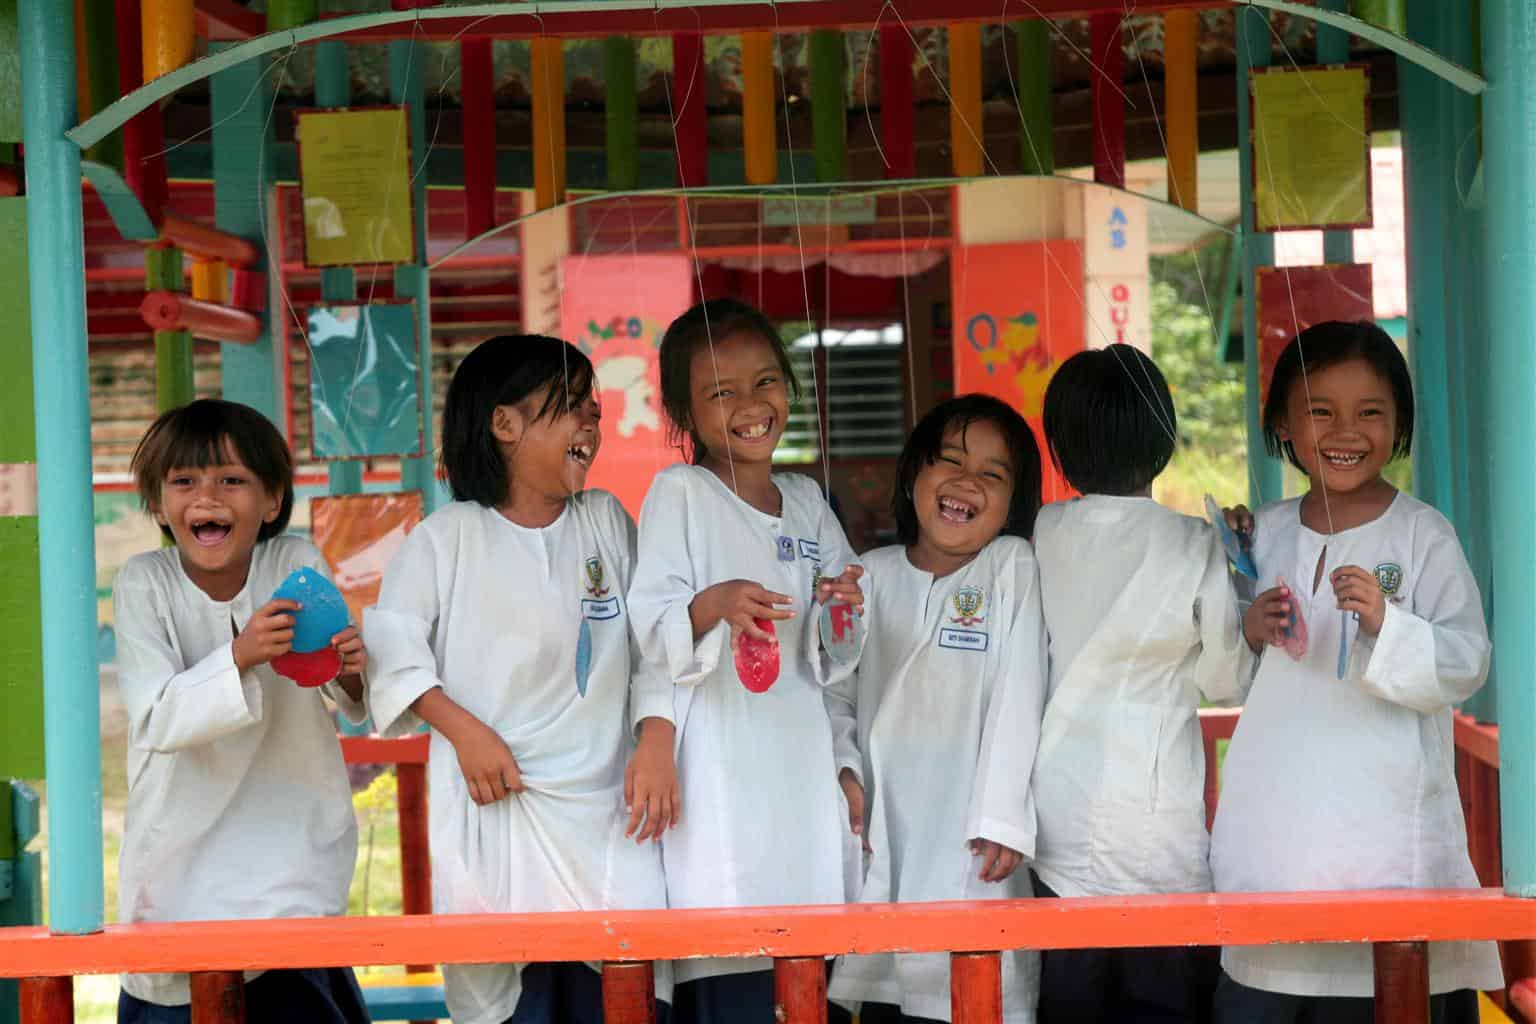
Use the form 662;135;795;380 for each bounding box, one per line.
113;535;364;1007
1030;496;1253;898
826;539;1046;1024
1211;493;1502;997
627;464;862;985
364;492;670;1024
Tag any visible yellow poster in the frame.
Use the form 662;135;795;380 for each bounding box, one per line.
1251;66;1371;232
297;107;416;267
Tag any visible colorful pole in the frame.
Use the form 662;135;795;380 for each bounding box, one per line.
741;31;777;186
19;0;104;936
461;37;497;238
140;0;193;82
1012;19;1054;176
1480;0;1536;898
878;25;915;180
73;0;122;169
1316;0;1355;265
947;22;984;178
114;0;167;227
1236;6;1282;507
809;30;845;183
673;32;708;188
1164;9;1198;212
604;37;640;191
531;36;567;210
1089;13;1125;189
1352;0;1407;37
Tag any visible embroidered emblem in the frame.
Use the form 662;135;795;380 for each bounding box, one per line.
951;586;986;627
1374;563;1404;598
584;556;609;597
777;536;797;562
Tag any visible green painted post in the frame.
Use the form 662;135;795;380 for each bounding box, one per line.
604;37;639;192
211;44;281;423
1351;0;1407;37
392;39;441;512
809;30;846;183
19;0;104;935
77;0;121;171
147;247;193;410
1480;0;1536;896
1316;0;1356;266
266;0;317;33
0;783;44;1024
1013;19;1054;175
1236;6;1283;508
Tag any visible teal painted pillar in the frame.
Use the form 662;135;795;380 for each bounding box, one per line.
18;0;104;935
211;44;282;423
1316;0;1356;266
392;39;441;512
1481;0;1536;897
1236;6;1283;507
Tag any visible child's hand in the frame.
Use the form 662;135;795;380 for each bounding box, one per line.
818;565;866;615
451;719;524;805
1244;583;1292;653
625;718;680;843
969;839;1022;883
838;767;871;853
692;580;794;643
1223;504;1255;539
330;625;366;677
232;599;299;672
1331;565;1385;635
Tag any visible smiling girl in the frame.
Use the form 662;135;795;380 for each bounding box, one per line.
627;299;865;1023
114;399;368;1024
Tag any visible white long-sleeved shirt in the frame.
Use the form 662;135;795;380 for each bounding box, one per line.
114;535;364;1007
626;464;863;985
826;538;1046;1023
364;492;669;1024
1211;492;1502;997
1030;496;1253;898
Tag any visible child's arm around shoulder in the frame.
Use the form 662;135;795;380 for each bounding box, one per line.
1344;505;1490;713
113;552;262;753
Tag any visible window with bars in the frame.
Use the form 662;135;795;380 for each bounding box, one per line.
774;323;908;465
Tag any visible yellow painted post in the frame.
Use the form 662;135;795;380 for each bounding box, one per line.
531;36;567;211
948;22;984;178
1164;9;1199;212
141;0;193;82
742;31;777;185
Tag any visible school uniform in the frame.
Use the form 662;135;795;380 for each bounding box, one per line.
1029;496;1253;1023
1211;493;1500;1020
365;492;671;1024
826;538;1046;1024
112;535;367;1021
627;465;863;1022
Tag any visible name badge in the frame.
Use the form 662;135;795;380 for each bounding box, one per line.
938;627;988;652
582;597;621;621
798;538;820;561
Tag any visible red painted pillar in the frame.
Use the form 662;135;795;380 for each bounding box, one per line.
672;32;708;188
114;0;167;225
397;762;433;974
461;37;496;239
18;977;72;1024
189;971;245;1024
602;962;657;1024
774;957;828;1024
1088;13;1125;190
950;952;1003;1024
1372;942;1429;1024
879;24;915;179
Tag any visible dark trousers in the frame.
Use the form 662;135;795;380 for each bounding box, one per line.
118;967;368;1024
858;1002;945;1024
672;965;851;1024
503;962;608;1024
1033;873;1221;1024
1212;972;1479;1024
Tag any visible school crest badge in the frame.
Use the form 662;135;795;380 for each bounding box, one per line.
1374;563;1403;598
585;556;609;598
951;586;986;627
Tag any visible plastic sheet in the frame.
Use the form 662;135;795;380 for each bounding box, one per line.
1255;263;1375;407
307;303;423;459
309;491;424;625
1251;65;1373;232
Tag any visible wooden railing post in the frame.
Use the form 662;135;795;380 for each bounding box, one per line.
189;970;245;1024
774;956;827;1024
1372;941;1428;1024
950;951;1002;1024
601;961;656;1024
396;760;432;974
18;976;71;1024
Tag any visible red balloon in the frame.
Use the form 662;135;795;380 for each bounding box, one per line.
735;618;780;693
272;646;342;688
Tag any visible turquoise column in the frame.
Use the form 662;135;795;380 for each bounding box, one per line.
1481;0;1536;897
1236;6;1283;507
1316;0;1356;266
392;39;441;512
211;44;281;422
19;0;104;934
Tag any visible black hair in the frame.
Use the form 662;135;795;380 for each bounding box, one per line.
131;399;295;542
893;394;1043;544
1041;344;1177;496
658;298;799;463
440;334;596;507
1262;320;1414;471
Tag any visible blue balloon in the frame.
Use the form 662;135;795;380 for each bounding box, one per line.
271;567;350;654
